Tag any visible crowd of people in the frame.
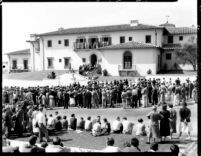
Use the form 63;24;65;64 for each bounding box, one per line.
2;77;198;110
2;99;193;154
2;77;197;154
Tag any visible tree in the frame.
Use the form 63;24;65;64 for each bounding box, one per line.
175;37;198;71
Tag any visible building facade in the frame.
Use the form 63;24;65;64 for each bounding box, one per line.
6;49;31;73
28;20;197;76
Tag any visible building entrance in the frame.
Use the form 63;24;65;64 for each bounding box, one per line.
90;54;97;67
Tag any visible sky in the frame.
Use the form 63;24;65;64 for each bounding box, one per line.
2;0;197;61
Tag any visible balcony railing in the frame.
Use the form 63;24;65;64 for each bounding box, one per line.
118;65;136;71
74;41;111;50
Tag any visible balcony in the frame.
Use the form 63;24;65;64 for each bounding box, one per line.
118;65;136;71
118;65;137;77
73;41;112;51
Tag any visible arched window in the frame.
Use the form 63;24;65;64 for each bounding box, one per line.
123;51;132;69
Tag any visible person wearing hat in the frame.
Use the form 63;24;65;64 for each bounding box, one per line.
146;106;163;144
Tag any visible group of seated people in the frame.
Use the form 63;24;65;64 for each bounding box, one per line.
3;134;181;154
45;112;147;138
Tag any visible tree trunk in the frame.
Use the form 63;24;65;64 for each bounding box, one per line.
192;64;197;71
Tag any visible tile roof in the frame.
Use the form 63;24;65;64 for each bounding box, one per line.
6;49;30;55
37;24;162;36
162;44;181;50
98;41;159;50
165;27;197;35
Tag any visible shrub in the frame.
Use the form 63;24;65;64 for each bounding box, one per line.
147;69;152;75
103;69;108;76
47;71;56;79
96;64;102;75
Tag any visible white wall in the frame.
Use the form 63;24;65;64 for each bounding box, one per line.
41;28;164;50
8;54;31;71
163;34;197;45
100;48;160;76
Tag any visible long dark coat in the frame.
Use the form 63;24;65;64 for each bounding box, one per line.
160;110;170;137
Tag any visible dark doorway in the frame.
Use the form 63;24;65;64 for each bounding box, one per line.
123;51;132;69
91;54;97;67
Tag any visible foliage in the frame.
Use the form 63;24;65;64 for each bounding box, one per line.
147;69;152;75
175;37;197;71
103;69;108;76
96;64;102;75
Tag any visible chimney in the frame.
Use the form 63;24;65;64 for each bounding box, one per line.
58;27;64;31
130;20;139;27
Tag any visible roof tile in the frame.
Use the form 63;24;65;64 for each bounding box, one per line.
6;49;30;55
37;24;162;36
165;27;197;35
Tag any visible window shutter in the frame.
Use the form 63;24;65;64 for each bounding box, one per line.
109;37;112;45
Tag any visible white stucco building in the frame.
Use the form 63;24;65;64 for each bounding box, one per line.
27;20;197;76
6;49;31;73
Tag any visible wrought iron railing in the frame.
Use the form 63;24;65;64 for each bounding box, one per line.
73;41;111;50
118;64;136;71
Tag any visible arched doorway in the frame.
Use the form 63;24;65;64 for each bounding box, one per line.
123;51;132;69
90;54;97;67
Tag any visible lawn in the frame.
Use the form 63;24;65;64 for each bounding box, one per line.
3;70;68;80
12;102;197;152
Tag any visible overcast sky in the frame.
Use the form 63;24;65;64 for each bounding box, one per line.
2;0;197;60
